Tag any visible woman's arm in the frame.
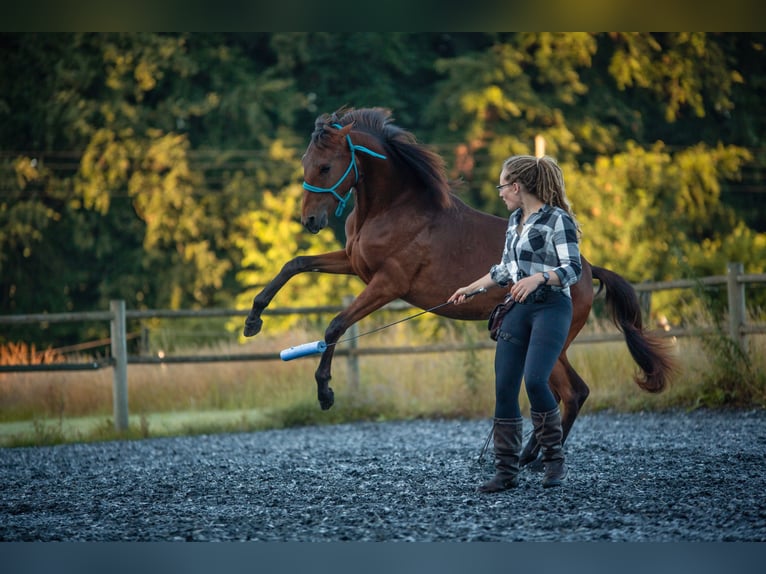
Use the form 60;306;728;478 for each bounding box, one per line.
448;273;498;305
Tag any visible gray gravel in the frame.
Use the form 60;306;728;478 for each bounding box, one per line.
1;409;765;542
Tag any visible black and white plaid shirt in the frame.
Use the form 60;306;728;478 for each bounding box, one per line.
489;204;582;298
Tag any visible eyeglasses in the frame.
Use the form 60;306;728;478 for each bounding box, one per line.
496;181;515;191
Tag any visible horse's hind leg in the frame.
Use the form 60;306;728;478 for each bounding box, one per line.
558;355;590;444
519;430;541;469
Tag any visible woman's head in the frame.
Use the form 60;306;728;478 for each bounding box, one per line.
501;155;578;228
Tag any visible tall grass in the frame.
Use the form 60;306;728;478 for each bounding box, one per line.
2;312;764;447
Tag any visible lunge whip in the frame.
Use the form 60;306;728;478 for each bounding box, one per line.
279;288;487;361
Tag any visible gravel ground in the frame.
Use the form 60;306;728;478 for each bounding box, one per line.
1;409;765;542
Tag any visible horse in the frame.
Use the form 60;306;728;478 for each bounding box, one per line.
244;107;675;466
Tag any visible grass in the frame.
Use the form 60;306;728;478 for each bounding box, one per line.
1;314;765;448
0;409;274;448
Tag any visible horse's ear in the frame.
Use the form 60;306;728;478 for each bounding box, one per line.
338;122;354;137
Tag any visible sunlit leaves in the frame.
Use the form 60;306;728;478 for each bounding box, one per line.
2;32;765;344
517;32;596;104
76;128;132;214
566;139;761;321
608;32;739;122
234;185;360;332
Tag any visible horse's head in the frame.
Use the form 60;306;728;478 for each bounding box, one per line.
300;118;387;234
300;122;354;234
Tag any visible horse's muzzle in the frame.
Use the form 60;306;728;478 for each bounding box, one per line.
302;213;328;234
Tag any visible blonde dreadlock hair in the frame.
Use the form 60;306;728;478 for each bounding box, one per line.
502;155;580;234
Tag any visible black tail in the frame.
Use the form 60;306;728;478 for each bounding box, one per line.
591;266;676;393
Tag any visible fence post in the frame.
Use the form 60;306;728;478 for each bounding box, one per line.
110;299;129;432
343;296;360;393
727;262;746;352
639;288;652;322
140;326;150;355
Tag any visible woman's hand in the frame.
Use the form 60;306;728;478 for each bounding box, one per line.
510;275;544;303
448;286;474;305
448;286;488;305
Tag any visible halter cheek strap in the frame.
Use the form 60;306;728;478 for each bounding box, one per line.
302;123;387;217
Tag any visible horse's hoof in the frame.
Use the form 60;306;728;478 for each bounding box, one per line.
318;387;335;410
243;317;263;337
520;451;536;467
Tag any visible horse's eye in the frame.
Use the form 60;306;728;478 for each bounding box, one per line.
319;165;331;175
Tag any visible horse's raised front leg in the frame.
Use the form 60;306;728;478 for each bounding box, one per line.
243;250;353;337
313;278;402;410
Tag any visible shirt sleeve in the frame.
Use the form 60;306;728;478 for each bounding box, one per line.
489;219;516;286
490;262;512;286
551;212;582;287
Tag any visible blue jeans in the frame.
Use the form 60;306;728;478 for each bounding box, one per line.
493;290;572;418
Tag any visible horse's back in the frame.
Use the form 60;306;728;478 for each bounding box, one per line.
431;194;508;271
395;195;509;319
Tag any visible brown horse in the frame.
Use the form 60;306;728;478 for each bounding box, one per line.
244;107;675;465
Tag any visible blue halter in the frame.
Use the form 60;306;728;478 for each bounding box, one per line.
302;123;387;217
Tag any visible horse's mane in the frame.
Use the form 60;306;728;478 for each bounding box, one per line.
312;107;454;209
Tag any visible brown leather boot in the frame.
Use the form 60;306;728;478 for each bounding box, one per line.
478;417;523;493
531;407;568;488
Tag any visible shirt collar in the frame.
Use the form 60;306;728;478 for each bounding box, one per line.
511;204;551;226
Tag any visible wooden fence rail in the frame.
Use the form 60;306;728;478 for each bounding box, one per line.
2;262;765;431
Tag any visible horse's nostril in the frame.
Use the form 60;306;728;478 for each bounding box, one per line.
302;213;327;233
302;215;321;234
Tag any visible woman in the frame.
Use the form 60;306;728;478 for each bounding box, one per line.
449;155;582;490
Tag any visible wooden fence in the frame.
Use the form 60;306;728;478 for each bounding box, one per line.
2;262;765;431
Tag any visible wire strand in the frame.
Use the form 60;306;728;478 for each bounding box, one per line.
329;288;487;348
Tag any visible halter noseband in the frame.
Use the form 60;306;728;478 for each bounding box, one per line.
302;123;387;217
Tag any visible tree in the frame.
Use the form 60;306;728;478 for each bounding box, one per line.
2;33;765;345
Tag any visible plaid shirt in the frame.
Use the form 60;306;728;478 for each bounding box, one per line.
490;204;582;297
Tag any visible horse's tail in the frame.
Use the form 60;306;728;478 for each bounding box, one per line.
591;265;676;393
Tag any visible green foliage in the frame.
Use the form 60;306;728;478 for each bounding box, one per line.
233;183;363;332
696;333;765;408
571;141;752;278
690;284;766;409
2;32;766;356
607;32;741;123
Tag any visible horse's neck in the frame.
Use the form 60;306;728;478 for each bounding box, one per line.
345;183;373;239
348;134;432;234
351;176;414;230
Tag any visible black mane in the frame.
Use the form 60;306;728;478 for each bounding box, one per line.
312;107;453;209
